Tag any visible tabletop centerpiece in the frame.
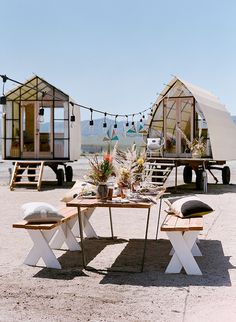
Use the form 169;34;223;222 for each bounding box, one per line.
113;144;145;197
87;152;114;200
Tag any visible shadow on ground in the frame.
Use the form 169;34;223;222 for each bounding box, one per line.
34;238;128;280
167;183;236;196
34;238;235;287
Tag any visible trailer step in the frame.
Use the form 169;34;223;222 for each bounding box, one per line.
10;161;44;191
143;157;175;186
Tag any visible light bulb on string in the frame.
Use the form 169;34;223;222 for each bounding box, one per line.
0;75;7;105
38;108;44;123
70;102;75;127
89;108;94;126
103;112;107;128
114;115;118;129
89;108;94;134
125;115;129;127
38;91;45;123
139;113;143;123
131;114;135;126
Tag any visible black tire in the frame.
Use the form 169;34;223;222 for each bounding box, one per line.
196;170;204;190
65;165;73;182
57;168;65;186
15;168;24;182
27;168;36;182
183;166;192;183
222;166;230;184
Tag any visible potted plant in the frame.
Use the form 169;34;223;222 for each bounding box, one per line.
10;140;20;157
190;137;206;158
177;127;206;158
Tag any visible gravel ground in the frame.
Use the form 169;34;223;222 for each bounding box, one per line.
0;158;236;321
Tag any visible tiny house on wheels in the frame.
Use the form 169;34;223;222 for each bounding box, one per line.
1;75;80;189
145;76;236;189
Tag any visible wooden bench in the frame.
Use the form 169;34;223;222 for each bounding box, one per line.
13;206;97;269
161;214;203;275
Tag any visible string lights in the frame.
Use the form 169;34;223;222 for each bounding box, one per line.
0;74;155;127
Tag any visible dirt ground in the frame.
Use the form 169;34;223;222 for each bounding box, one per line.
0;159;236;322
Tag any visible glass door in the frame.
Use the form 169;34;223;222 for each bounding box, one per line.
21;103;53;159
21;103;36;158
164;98;177;156
178;98;194;157
164;97;194;157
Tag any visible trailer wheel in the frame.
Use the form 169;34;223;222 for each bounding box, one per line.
65;166;73;182
196;170;205;190
15;168;24;182
57;168;65;186
222;166;230;184
27;168;36;182
183;166;192;183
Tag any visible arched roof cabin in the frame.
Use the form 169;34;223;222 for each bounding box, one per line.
147;77;236;161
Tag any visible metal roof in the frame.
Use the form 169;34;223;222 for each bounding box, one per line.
6;75;69;101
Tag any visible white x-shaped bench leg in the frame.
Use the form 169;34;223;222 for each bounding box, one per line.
24;228;62;269
50;217;81;251
169;237;202;256
165;231;202;275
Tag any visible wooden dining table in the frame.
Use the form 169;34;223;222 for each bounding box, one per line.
66;194;164;272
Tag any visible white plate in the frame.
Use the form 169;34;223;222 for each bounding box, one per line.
80;195;96;199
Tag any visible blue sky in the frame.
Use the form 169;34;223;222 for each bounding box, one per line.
1;0;236;119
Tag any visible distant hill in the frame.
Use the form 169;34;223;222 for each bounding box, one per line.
0;117;139;137
81;118;145;152
81;118;136;136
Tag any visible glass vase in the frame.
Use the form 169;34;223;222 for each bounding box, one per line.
96;182;108;200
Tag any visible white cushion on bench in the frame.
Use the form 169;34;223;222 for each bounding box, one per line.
22;202;64;223
169;196;213;218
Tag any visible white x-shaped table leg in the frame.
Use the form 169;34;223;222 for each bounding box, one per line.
165;231;202;275
50;217;81;251
24;229;61;269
